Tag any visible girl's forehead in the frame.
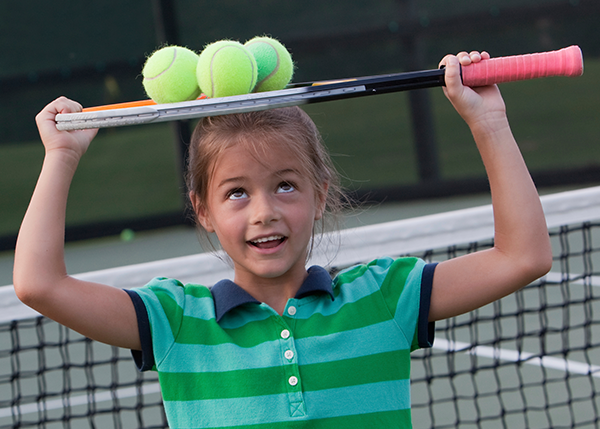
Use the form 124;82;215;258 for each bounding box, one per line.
211;139;304;177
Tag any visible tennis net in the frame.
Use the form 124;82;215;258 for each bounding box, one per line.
1;185;599;428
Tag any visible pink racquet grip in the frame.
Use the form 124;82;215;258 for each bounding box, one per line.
461;45;583;87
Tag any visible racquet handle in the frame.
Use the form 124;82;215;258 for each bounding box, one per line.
461;45;583;87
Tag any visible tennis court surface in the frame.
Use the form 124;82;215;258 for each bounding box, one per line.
1;186;599;428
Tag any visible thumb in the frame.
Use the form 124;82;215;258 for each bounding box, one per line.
440;55;464;99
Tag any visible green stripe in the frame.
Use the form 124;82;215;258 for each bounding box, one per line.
302;349;410;391
306;407;411;429
332;260;380;292
159;349;409;401
176;313;285;346
203;409;412;429
293;288;391;339
159;365;289;400
183;284;213;298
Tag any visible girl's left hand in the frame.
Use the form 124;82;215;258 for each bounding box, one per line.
439;51;507;130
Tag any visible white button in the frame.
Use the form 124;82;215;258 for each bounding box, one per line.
288;376;298;386
281;329;290;339
284;350;294;360
287;306;297;316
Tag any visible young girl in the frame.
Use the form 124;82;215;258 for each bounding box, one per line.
14;51;552;428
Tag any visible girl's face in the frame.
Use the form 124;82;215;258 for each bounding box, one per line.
192;140;326;290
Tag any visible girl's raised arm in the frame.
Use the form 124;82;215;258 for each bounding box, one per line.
13;97;141;350
428;52;553;321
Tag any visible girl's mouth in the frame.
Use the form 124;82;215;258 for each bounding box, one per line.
248;235;286;249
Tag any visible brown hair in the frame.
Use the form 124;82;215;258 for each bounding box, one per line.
186;106;347;252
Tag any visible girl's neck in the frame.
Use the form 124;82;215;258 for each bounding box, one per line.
234;268;309;315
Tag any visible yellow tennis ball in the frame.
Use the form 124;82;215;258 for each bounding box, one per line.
120;228;135;242
142;46;201;104
197;40;258;98
244;36;294;92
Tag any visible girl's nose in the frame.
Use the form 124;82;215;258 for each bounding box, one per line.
250;193;281;225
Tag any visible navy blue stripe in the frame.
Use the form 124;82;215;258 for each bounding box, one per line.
418;262;437;348
124;289;155;371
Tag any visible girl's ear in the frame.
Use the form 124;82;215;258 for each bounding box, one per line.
189;191;215;233
314;181;329;221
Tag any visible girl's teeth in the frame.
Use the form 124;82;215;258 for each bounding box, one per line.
252;235;282;244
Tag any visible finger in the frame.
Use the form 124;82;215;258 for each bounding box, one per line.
455;51;472;66
443;55;463;91
468;51;483;63
50;97;82;116
53;97;83;115
36;97;83;135
438;53;453;69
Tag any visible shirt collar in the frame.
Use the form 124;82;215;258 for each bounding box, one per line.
211;266;334;322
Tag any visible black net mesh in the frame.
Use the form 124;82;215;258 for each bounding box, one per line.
1;222;598;428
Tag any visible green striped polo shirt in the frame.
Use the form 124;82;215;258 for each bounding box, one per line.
127;256;436;428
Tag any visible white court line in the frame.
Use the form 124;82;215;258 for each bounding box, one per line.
434;338;600;378
5;337;600;419
544;272;600;287
0;383;161;419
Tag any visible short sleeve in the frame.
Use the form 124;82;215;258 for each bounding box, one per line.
127;277;189;371
378;257;437;351
418;262;437;348
124;289;153;371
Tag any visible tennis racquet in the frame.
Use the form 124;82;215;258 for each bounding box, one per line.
55;45;583;131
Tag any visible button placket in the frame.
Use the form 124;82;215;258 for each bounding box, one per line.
275;314;305;418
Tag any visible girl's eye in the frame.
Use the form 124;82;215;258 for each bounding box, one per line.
228;189;247;200
277;182;295;194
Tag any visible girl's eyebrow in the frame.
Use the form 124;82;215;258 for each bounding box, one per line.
217;169;300;188
217;176;245;188
276;168;301;176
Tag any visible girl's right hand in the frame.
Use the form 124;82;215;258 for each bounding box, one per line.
35;97;98;159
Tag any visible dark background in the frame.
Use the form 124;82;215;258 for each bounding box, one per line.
2;0;599;250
